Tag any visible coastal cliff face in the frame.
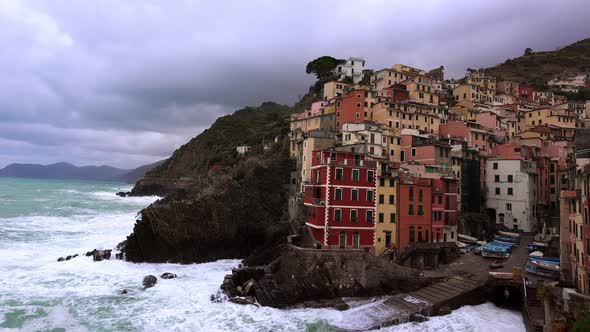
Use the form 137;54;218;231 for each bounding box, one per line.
120;141;293;263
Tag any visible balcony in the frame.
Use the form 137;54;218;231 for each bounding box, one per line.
311;198;325;206
317;158;376;168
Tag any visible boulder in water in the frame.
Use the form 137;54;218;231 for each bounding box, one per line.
160;272;177;279
143;275;157;289
65;255;72;261
121;289;128;294
57;257;64;262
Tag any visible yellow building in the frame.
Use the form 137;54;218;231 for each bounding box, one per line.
371;64;426;91
323;81;351;100
466;71;496;91
453;84;495;104
289;101;336;158
523;108;577;130
381;127;401;163
403;75;439;105
375;165;398;254
371;101;442;134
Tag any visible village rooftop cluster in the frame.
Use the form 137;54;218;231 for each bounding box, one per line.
284;57;590;295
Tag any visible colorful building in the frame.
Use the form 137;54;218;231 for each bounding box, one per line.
304;150;377;250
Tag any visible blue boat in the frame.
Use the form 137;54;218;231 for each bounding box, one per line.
526;263;559;279
529;256;560;264
495;235;518;244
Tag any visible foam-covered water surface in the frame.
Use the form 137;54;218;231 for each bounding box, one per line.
0;177;526;331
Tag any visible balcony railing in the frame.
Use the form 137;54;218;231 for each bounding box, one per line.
317;158;377;168
311;198;325;206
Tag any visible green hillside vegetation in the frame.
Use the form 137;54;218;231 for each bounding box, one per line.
146;102;292;179
484;38;590;88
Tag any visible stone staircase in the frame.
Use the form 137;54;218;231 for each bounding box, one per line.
524;285;545;332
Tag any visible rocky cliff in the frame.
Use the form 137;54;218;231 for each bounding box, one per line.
120;138;294;263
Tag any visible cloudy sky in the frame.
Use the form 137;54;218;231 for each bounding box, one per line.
1;0;589;169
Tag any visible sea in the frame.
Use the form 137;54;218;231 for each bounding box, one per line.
0;177;526;331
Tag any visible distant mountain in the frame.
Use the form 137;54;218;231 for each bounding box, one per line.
0;161;165;183
114;159;166;184
483;37;590;88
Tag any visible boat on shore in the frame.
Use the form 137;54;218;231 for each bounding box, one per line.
498;231;520;238
489;260;504;269
458;234;478;244
494;235;518;243
482;250;510;259
530;260;559;272
526;263;559;279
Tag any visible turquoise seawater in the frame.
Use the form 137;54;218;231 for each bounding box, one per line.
0;177;525;331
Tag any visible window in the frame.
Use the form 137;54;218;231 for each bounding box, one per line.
379;178;385;187
409;204;414;215
366;210;373;223
390;179;395;187
409;187;414;201
335;168;343;180
495;175;500;182
389;195;395;204
508;175;513;183
334;209;342;222
495;187;500;195
411;148;416;157
378;213;384;223
356;102;361;108
409;226;415;242
418;205;424;215
350;210;358;222
379;194;385;204
356;112;360;118
352;169;359;181
400;151;405;161
390;213;396;223
368;170;374;182
351;189;358;201
493;162;498;170
508;188;513;195
506;203;512;211
367;190;374;202
418;189;423;202
335;188;342;201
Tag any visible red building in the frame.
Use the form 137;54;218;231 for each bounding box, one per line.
335;89;368;129
518;84;534;101
397;176;458;250
383;83;410;102
304;150;377;250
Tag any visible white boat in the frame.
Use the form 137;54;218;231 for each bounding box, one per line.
458;234;478;244
529;251;544;257
498;231;520;238
530;259;560;272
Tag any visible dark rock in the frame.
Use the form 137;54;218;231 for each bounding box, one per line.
437;305;452;315
116;192;128;197
73;254;78;258
57;257;64;262
85;249;97;257
333;302;350;311
160;272;177;279
413;314;429;322
92;249;112;262
121;289;128;294
142;275;157;289
119;139;292;264
65;255;72;261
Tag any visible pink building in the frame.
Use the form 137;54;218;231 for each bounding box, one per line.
439;121;489;150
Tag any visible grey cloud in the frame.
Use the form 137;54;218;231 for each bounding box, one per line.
1;0;589;168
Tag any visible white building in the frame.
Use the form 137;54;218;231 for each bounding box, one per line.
547;74;587;93
236;145;251;155
485;159;538;232
334;57;366;83
340;122;383;157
